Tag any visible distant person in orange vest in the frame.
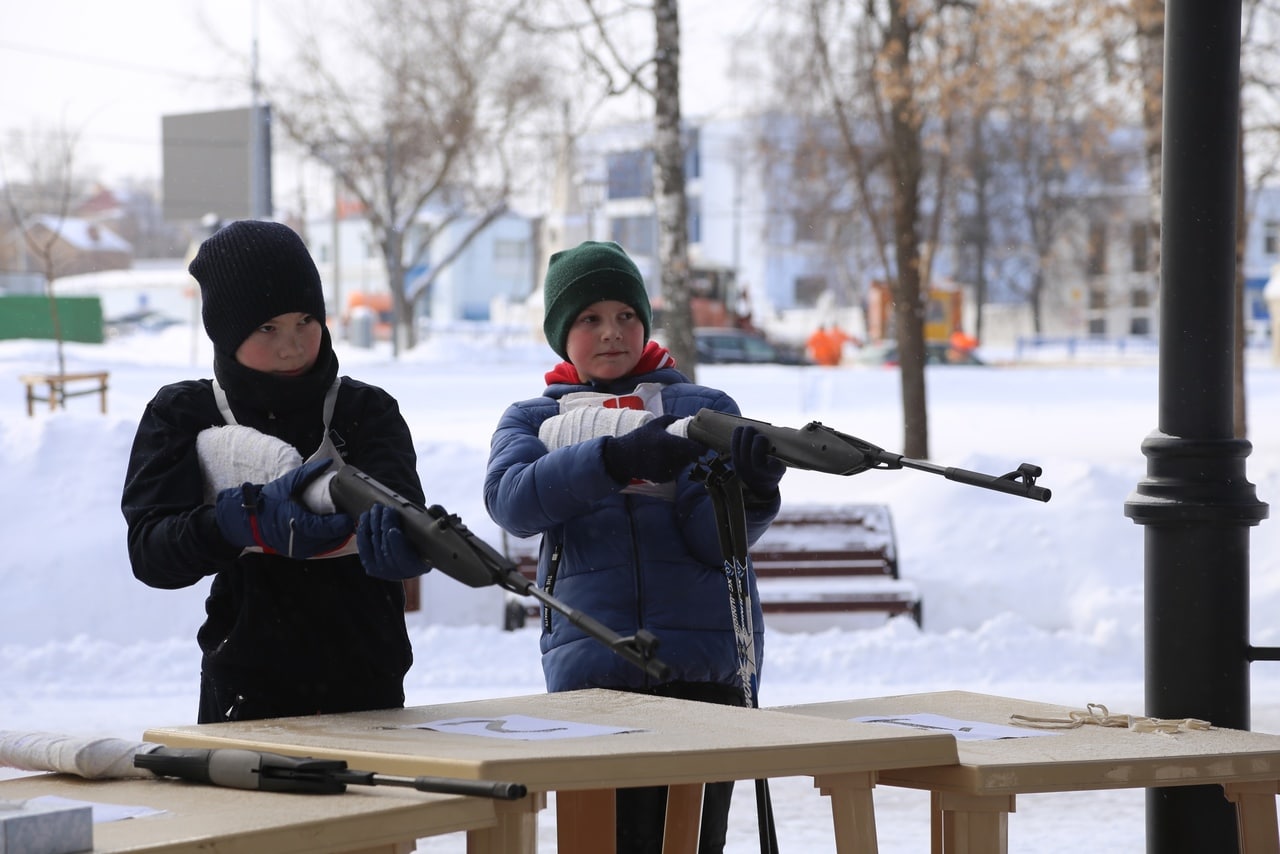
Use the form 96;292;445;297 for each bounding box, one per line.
948;329;979;364
806;324;842;366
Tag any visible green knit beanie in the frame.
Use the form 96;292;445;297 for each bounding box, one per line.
542;241;651;360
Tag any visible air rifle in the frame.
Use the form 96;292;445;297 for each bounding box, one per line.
685;409;1051;502
327;465;671;681
134;746;526;799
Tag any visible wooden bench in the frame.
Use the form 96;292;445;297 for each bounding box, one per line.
19;370;109;416
501;504;922;631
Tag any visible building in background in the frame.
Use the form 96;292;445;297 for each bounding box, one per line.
1245;185;1280;341
304;207;538;341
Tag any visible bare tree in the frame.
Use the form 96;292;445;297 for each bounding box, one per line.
1;125;85;384
266;0;556;355
989;3;1123;336
528;0;699;376
780;0;980;459
652;0;695;377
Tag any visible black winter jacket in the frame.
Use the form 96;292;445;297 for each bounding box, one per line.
121;373;422;720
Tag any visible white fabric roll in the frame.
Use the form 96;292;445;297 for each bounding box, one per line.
537;407;696;449
195;425;336;513
0;731;161;779
538;406;654;450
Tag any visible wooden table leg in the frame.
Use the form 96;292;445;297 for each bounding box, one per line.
557;789;616;854
933;791;1015;854
663;783;704;854
467;791;543;854
815;771;879;854
1223;780;1280;854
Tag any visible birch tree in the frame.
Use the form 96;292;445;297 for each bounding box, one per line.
530;0;698;375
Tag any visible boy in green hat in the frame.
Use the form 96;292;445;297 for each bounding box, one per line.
485;240;785;853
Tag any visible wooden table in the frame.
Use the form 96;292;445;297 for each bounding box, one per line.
19;371;110;416
772;690;1280;854
0;771;496;853
144;688;960;854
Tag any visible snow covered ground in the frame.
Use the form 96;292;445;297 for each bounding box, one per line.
4;323;1280;852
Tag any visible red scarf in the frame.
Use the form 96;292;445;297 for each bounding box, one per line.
544;341;676;386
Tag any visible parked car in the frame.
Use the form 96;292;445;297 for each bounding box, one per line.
852;340;985;367
693;327;811;365
104;310;185;338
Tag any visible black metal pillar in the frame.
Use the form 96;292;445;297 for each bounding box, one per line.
1123;2;1267;852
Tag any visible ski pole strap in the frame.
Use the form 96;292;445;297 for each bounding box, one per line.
699;456;749;559
695;456;758;707
694;457;779;854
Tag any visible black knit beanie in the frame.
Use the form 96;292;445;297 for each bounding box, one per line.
189;220;327;357
542;241;651;360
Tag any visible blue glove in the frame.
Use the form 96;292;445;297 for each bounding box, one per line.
215;458;356;558
357;503;429;580
602;414;704;484
731;425;786;496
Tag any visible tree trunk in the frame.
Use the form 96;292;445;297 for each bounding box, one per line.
1133;0;1165;268
384;228;408;359
886;0;929;459
652;0;696;380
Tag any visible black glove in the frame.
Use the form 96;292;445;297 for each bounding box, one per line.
731;425;786;496
602;414;704;484
215;458;356;558
357;503;429;580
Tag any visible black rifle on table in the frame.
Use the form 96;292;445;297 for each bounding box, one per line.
327;466;671;682
685;409;1052;502
135;746;526;798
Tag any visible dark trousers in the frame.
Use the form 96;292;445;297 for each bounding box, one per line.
615;681;746;854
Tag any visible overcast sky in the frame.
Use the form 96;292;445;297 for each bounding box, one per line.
1;0;765;191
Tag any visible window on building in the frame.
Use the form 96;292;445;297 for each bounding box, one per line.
1087;222;1108;276
606;150;653;200
684;128;701;180
493;239;527;261
1088;317;1108;336
794;275;828;307
1265;220;1280;256
610;216;656;255
1129;288;1153;336
688;196;702;245
1130;221;1150;273
1088;287;1108;310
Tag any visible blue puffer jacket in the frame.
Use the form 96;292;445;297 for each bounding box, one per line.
484;364;777;695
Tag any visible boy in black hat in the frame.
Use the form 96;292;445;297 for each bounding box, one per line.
485;240;785;853
122;219;428;724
